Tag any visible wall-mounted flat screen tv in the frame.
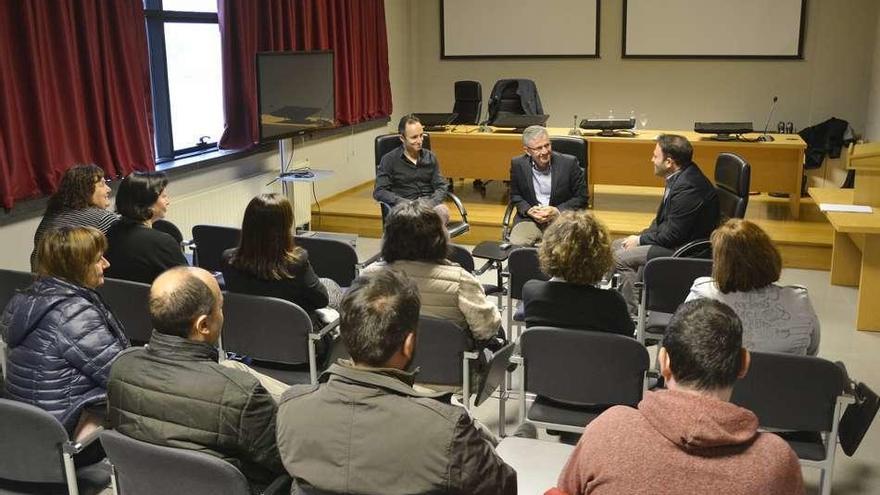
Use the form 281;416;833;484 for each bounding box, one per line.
256;51;335;143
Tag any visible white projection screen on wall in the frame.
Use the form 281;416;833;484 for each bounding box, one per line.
623;0;806;58
441;0;599;58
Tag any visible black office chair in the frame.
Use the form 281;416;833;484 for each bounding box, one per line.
100;430;290;495
96;278;152;346
0;398;110;495
0;268;36;311
191;225;241;274
221;292;337;385
731;352;853;495
505;247;549;340
715;152;751;221
295;235;359;288
452;80;482;125
374;134;470;238
152;219;183;245
670;153;750;259
635;257;713;345
486;79;544;124
407;316;511;412
512;327;649;436
550;135;587;171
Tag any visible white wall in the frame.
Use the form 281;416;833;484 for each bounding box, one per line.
865;7;880;141
408;0;878;133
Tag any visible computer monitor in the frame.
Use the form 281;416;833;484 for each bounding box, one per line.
579;118;637;137
694;122;754;141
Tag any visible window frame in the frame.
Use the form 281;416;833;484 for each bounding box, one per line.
143;0;220;163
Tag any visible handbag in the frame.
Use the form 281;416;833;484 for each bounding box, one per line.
838;381;880;456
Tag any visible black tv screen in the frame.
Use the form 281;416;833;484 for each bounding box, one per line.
256;51;335;142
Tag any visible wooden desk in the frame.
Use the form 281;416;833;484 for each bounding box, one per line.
808;187;880;331
430;127;806;219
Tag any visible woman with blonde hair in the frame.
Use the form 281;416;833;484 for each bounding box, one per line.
2;226;129;439
523;210;634;336
686;218;819;355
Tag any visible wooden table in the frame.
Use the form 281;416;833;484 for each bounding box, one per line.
430;126;806;219
808;187;880;331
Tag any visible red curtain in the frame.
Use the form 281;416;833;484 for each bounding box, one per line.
218;0;393;150
0;0;155;209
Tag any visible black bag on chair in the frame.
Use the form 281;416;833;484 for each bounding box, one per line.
839;381;880;456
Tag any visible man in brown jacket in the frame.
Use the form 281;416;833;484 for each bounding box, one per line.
553;299;804;495
276;269;517;494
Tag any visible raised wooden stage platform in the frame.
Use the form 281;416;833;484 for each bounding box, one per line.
311;180;834;270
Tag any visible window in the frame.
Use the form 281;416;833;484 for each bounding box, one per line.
144;0;223;162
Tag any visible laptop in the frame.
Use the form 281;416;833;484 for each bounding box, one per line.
490;112;550;131
413;112;458;131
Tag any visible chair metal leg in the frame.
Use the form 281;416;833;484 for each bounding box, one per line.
62;450;80;495
498;373;507;437
110;465;119;495
462;355;471;410
308;338;318;385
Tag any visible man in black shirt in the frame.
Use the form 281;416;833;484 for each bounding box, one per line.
374;114;450;223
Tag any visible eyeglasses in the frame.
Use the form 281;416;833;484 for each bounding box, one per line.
526;142;551;152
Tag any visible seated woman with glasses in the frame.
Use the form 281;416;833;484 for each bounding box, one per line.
2;226;129;440
104;171;188;284
362;200;502;344
221;193;343;323
686;218;820;355
523;210;634;337
31;164;118;270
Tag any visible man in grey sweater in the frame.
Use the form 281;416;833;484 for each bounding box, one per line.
276;269;517;494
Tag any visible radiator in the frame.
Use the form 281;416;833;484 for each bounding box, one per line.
166;169;312;240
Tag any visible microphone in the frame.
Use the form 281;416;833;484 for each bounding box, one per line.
758;96;778;142
569;114;581;135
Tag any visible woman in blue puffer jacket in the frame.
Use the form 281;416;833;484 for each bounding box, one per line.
1;226;129;440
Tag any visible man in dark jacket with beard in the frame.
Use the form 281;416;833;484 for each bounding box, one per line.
107;266;284;488
276;269;517;494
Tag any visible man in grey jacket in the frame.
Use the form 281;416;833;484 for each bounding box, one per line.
107;267;285;488
276;269;517;494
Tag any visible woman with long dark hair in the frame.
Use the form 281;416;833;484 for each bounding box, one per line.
3;226;129;440
221;193;342;318
104;171;187;283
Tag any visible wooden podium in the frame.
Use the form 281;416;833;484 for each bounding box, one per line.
809;142;880;331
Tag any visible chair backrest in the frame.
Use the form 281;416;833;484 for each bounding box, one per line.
295;235;358;287
550;136;588;172
642;257;713;314
497;80;525;115
408;315;472;385
447;244;475;272
100;430;251;495
731;352;846;433
221;292;312;365
714;152;751;220
97;277;153;345
521;328;648;407
672;239;713;260
0;398;70;484
191;225;241;273
152;219;184;245
0;268;36;312
374;133;433;171
452;80;482;125
508;247;548;300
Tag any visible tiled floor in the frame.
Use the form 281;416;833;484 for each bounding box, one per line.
350;237;880;494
